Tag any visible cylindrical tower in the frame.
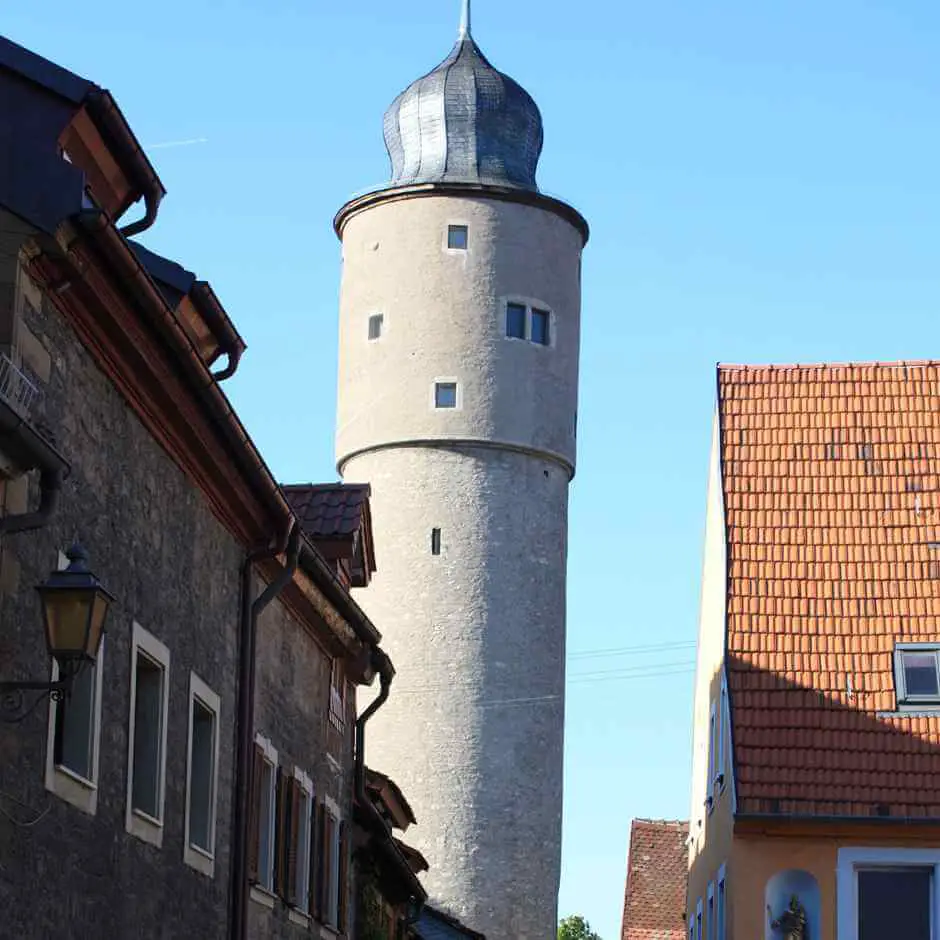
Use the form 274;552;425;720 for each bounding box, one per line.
334;11;587;938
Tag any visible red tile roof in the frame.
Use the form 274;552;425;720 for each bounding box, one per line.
621;819;688;940
719;362;940;818
283;482;371;539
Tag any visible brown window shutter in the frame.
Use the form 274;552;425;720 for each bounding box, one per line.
247;744;264;884
286;780;301;907
312;800;326;922
338;819;349;932
274;767;290;898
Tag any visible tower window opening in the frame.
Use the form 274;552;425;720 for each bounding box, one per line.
434;382;458;409
506;303;526;339
447;225;468;250
531;309;550;346
431;528;442;556
368;313;384;340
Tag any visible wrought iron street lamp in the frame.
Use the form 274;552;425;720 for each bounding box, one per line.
0;543;114;721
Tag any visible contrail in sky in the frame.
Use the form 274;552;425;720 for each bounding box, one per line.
145;137;209;150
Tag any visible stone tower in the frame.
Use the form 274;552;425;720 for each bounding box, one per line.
333;4;588;937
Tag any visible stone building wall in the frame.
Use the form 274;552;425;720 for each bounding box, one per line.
0;259;244;938
248;596;355;939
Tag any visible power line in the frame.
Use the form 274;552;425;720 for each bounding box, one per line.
568;640;696;660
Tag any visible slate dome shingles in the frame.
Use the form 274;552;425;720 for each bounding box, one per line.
719;361;940;817
382;36;544;192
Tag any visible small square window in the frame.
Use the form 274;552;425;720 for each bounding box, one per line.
434;382;457;409
506;303;526;339
531;308;550;346
447;225;468;250
896;646;940;704
368;314;383;340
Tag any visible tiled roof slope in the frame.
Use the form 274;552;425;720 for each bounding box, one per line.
621;819;688;940
720;362;940;817
283;483;371;539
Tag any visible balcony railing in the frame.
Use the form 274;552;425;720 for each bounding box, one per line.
0;352;40;417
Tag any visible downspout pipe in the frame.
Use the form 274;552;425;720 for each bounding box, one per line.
354;651;427;919
0;402;70;535
231;520;301;940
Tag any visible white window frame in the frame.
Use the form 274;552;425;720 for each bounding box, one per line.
184;672;221;877
716;682;727;791
44;603;105;816
324;793;343;928
125;621;171;847
837;847;940;940
443;221;470;254
292;768;314;915
254;733;278;896
894;643;940;706
329;659;346;732
431;377;461;411
706;882;715;940
717;863;727;940
707;701;717;807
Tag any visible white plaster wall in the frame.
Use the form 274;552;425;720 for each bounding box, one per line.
689;411;729;862
336;195;583;475
336;191;584;940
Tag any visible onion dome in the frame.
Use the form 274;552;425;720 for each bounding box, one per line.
382;1;544;192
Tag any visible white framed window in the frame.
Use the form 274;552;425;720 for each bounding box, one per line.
293;769;314;914
502;299;553;347
837;847;940;940
319;795;344;928
446;224;469;251
706;882;715;940
432;379;460;410
707;702;717;805
717;864;727;940
45;604;105;816
894;644;940;705
252;734;278;895
184;672;220;876
125;622;170;846
716;683;727;791
367;313;384;341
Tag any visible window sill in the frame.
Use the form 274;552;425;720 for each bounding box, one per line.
126;806;164;848
318;924;343;940
45;763;98;816
289;909;310;928
250;885;276;910
184;842;215;878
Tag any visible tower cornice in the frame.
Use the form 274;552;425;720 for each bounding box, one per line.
334;181;590;245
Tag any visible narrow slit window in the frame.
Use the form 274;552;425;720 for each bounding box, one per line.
431;528;442;556
368;314;383;340
506;303;526;339
434;382;457;409
447;224;468;250
531;308;550;346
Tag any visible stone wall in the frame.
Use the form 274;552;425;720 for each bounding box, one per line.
0;257;243;938
248;596;355;939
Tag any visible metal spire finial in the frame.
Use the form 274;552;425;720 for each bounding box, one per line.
458;0;471;38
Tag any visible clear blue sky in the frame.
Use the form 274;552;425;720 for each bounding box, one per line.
8;2;940;936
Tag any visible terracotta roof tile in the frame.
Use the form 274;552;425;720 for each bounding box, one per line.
621;819;688;940
719;362;940;818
